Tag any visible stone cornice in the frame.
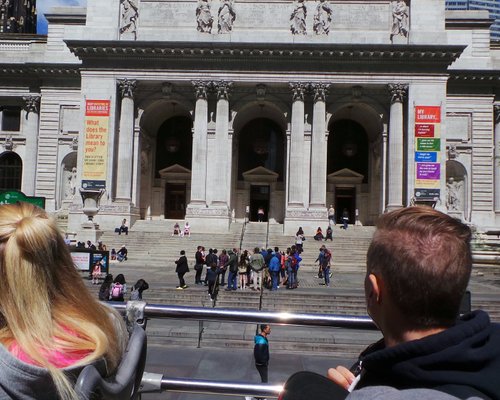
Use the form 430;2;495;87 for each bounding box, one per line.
65;40;465;73
0;63;80;77
449;70;500;82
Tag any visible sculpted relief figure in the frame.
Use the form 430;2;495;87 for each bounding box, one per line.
196;0;213;33
64;167;77;200
446;177;463;211
290;0;307;35
119;0;139;39
313;0;332;35
218;0;236;33
390;0;409;40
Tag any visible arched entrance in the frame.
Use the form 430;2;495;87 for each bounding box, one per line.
237;117;285;222
0;152;22;191
327;119;369;224
154;115;193;219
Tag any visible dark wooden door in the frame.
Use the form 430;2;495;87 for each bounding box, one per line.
165;183;186;219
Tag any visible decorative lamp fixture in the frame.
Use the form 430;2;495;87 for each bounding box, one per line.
165;136;180;153
342;142;357;157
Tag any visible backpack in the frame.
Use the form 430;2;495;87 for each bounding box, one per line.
286;255;297;270
324;249;332;264
99;285;110;301
111;283;123;299
130;287;141;301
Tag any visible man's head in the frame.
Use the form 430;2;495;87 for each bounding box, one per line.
366;206;472;331
260;324;271;336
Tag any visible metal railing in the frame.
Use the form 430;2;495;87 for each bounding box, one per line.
115;302;377;398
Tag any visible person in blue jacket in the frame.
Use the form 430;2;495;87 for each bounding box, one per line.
254;324;271;384
268;252;281;291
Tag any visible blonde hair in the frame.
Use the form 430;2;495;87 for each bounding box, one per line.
0;203;126;400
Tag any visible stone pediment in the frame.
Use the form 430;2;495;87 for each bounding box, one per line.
242;166;279;183
328;168;364;184
159;164;191;181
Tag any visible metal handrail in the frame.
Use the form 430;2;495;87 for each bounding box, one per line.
112;302;377;330
113;302;377;398
141;373;283;398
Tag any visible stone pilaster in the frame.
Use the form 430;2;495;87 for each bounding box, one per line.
288;82;307;208
188;81;209;206
21;95;40;196
309;83;329;208
386;83;407;211
494;105;500;212
115;78;136;202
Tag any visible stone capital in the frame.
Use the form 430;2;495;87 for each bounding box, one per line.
290;82;307;102
192;81;210;100
118;78;137;99
388;83;408;104
22;95;41;116
311;83;330;103
214;81;233;100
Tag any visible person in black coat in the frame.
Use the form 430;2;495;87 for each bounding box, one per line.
175;250;189;289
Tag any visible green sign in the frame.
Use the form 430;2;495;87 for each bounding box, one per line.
0;191;45;209
416;138;441;152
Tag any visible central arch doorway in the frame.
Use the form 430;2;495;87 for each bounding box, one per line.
237;117;286;223
249;184;270;222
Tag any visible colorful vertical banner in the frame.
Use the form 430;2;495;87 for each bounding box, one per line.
82;100;110;190
414;106;441;200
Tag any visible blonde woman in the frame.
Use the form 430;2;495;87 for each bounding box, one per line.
0;203;127;400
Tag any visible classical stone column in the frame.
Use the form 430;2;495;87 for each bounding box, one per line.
288;83;307;207
381;124;388;214
115;78;136;202
22;95;41;196
310;83;329;208
189;81;209;205
212;81;232;207
386;83;408;211
494;105;500;212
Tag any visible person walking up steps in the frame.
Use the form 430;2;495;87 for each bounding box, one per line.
175;250;189;289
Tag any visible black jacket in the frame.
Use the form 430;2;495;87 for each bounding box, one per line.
175;255;189;273
354;310;500;399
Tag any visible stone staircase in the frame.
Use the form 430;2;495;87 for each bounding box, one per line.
98;220;243;267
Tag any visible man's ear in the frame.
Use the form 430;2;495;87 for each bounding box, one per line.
367;273;382;304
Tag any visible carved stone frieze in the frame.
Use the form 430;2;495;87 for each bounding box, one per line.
218;0;236;34
256;84;267;102
313;0;332;35
494;105;500;125
196;0;213;33
286;209;325;219
390;0;409;41
290;0;307;35
118;78;137;99
186;206;230;217
388;83;408;104
22;95;40;116
119;0;139;40
3;135;14;151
